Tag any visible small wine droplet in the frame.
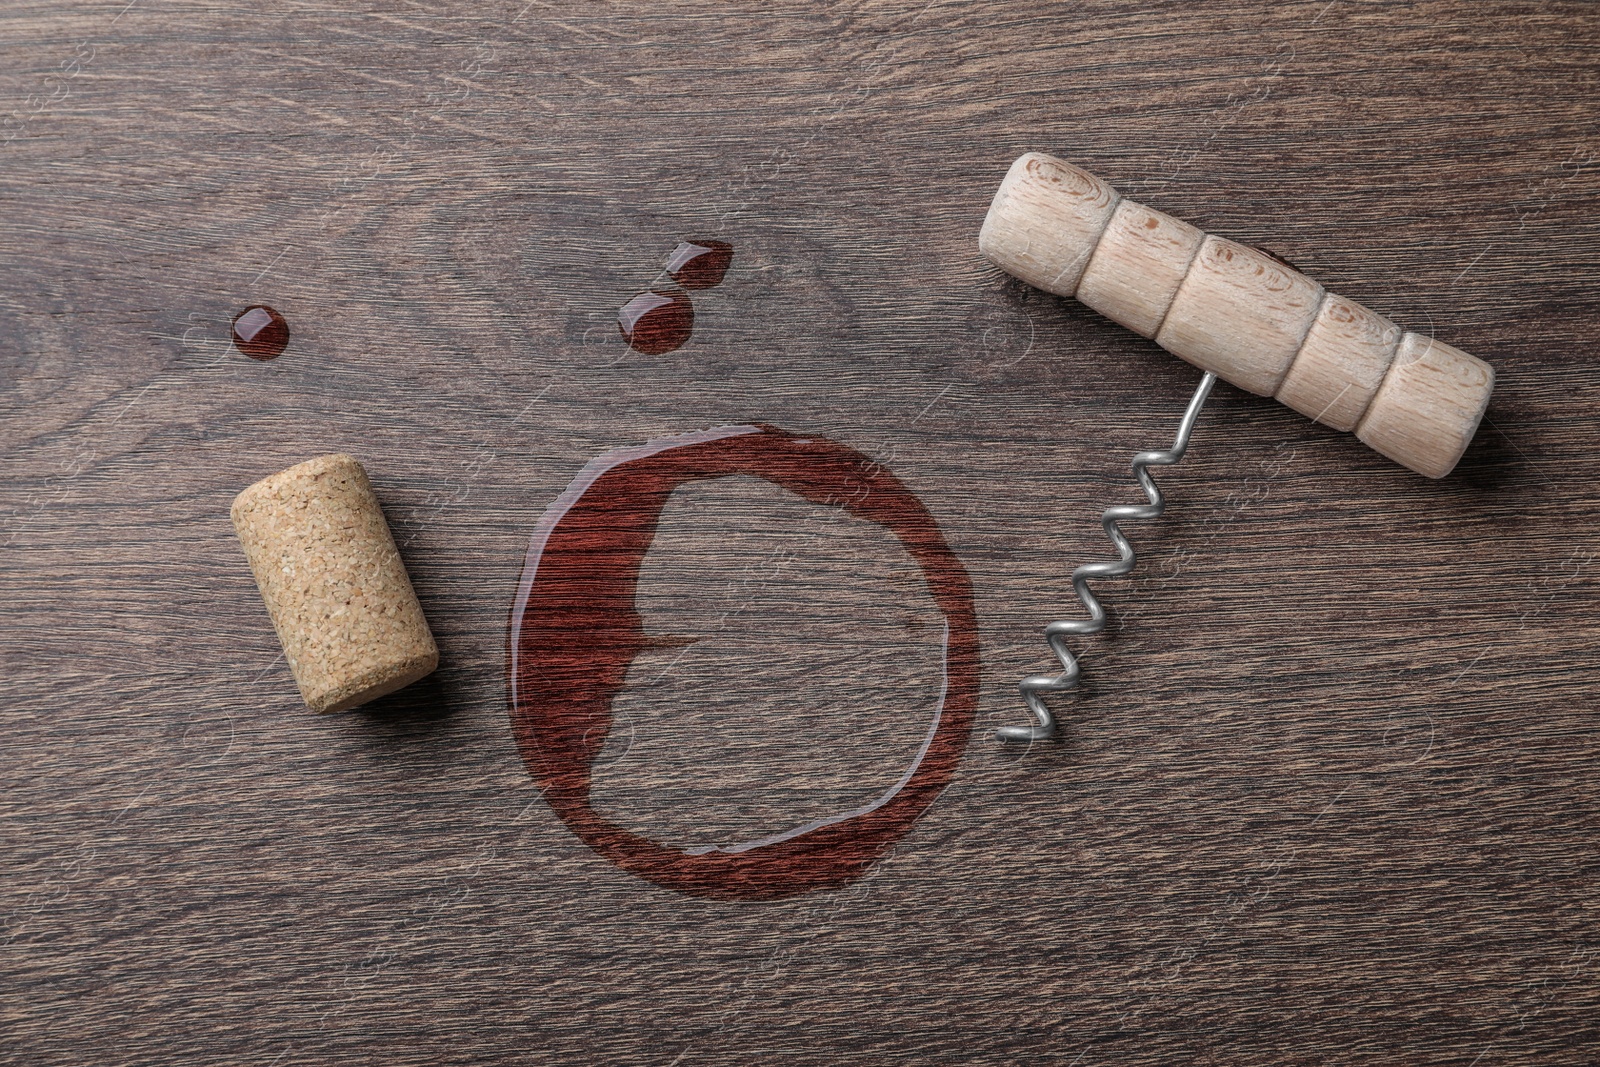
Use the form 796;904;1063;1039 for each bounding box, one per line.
231;305;290;361
665;239;733;290
618;289;693;355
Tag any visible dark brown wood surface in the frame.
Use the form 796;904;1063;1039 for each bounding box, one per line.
4;2;1599;1063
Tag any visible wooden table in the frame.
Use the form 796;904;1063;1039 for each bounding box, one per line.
5;2;1598;1062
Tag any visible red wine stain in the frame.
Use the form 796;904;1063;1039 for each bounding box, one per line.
231;305;289;361
665;239;734;290
617;289;693;355
508;424;979;901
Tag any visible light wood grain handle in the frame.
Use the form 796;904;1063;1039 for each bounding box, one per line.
979;152;1495;478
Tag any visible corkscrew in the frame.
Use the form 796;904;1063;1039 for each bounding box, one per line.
980;152;1496;742
1004;370;1215;742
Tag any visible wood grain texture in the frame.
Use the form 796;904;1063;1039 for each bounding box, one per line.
3;1;1599;1064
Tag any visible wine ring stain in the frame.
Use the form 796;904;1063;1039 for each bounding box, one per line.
508;424;978;901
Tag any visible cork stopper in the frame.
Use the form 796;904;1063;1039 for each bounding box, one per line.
232;453;439;713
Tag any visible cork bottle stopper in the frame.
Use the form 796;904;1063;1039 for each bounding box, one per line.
232;453;439;713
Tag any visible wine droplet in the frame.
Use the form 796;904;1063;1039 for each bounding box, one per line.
665;239;733;290
231;305;290;361
618;289;693;355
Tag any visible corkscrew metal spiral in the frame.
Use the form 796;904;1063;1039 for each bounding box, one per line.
1001;371;1218;743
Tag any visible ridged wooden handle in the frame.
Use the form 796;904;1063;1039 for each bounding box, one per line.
978;152;1495;478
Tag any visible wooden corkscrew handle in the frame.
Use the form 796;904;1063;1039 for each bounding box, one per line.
979;152;1495;478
